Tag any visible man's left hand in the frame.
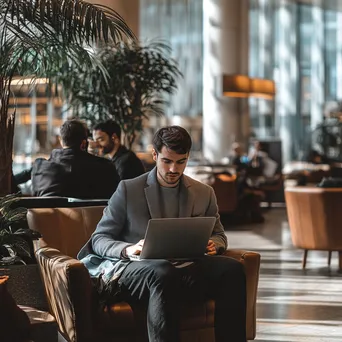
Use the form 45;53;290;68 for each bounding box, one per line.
206;239;217;255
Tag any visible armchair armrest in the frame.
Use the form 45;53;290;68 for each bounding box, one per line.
223;249;260;340
35;247;95;342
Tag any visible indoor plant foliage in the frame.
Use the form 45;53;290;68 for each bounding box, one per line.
66;41;182;148
0;193;39;265
0;0;135;195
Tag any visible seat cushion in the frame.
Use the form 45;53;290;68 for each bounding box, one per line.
97;300;215;332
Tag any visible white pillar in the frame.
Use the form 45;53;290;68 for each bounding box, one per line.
337;12;342;101
202;0;249;162
310;4;325;131
257;0;274;137
277;0;299;163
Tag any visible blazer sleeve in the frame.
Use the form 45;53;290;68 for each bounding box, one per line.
206;186;228;254
91;181;132;258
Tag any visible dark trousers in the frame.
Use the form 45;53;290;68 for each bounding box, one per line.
118;256;247;342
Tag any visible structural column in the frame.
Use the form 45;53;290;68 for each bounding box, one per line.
337;12;342;101
276;0;299;163
257;0;274;137
310;3;325;131
202;0;250;162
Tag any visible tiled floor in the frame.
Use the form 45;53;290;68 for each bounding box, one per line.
226;208;342;342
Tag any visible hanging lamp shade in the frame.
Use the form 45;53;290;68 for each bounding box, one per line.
249;78;275;99
222;74;250;98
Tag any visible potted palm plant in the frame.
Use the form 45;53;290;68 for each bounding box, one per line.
0;0;135;195
0;193;48;309
0;193;38;266
65;41;181;148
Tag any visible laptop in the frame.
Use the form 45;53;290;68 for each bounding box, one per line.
129;216;216;261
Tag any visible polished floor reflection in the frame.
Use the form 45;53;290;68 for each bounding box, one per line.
225;208;342;342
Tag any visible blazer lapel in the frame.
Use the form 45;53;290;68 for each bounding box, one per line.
144;168;162;219
179;176;194;217
144;168;194;218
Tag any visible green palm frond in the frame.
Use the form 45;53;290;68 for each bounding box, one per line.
0;195;27;231
2;207;27;225
0;192;20;215
65;40;182;148
1;0;135;47
0;194;37;264
1;0;136;87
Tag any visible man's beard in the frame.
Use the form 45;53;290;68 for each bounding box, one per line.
162;172;181;184
103;140;116;154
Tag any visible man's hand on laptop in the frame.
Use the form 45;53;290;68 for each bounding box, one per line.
206;240;217;255
126;239;144;256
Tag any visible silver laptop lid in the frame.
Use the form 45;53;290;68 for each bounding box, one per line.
138;216;216;260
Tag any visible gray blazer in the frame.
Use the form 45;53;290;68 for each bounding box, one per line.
78;168;227;281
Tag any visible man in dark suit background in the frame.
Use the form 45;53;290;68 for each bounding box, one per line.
91;120;145;180
78;125;247;342
31;119;120;199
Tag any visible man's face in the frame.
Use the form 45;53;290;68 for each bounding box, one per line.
93;129;116;155
234;146;242;155
152;146;189;187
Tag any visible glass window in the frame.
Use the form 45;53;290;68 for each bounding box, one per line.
249;1;342;161
140;0;203;118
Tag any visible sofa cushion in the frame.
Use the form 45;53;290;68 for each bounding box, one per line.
97;300;215;333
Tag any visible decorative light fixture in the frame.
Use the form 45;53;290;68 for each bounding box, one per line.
249;78;275;99
221;75;276;100
222;74;250;98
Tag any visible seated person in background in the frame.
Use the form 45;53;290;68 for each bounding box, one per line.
91;120;145;180
230;142;249;172
248;140;265;176
248;140;279;181
31;119;120;199
229;143;265;223
12;169;32;193
12;135;63;193
235;169;265;223
306;149;329;165
78;125;247;342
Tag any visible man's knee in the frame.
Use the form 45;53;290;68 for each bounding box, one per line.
147;261;179;287
213;256;246;280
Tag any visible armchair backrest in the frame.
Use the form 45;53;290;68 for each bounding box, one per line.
27;206;105;258
285;187;342;250
211;174;237;214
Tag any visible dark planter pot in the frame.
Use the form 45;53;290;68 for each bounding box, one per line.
0;264;48;311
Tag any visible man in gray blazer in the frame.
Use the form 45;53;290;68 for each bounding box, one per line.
78;126;246;342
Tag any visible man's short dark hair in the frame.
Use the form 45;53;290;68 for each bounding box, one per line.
93;120;121;139
152;126;192;154
60;119;87;148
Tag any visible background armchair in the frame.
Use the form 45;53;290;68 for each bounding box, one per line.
28;206;260;342
285;186;342;269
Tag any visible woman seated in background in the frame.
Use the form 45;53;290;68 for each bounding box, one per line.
230;143;265;224
306;149;329;165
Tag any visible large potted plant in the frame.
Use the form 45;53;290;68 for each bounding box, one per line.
65;41;181;148
0;0;135;195
0;193;38;266
0;193;48;309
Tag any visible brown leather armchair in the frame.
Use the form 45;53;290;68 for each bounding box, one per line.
285;187;342;269
27;206;260;342
211;174;238;214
